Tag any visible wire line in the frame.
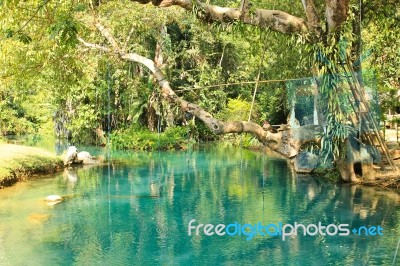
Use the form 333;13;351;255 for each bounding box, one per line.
175;77;306;92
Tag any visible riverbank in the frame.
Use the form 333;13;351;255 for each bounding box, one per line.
1;140;399;191
0;144;63;189
250;145;400;190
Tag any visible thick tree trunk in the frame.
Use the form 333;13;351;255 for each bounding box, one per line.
335;138;359;182
336;160;360;182
146;92;158;132
325;0;350;33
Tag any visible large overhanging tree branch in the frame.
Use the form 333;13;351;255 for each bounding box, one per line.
110;0;364;183
131;0;351;37
132;0;309;34
78;22;320;158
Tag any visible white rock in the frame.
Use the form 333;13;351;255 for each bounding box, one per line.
76;151;96;164
64;146;78;166
45;195;62;202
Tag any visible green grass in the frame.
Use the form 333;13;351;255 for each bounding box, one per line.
0;144;63;188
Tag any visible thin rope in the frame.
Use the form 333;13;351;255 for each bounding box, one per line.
95;79;98;145
393;237;400;265
248;33;268;122
175;77;302;92
107;63;111;153
358;54;363;138
262;139;268;215
359;0;362;56
240;135;244;203
157;94;161;151
106;64;113;243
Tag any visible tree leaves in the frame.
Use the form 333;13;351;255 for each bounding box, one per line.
48;18;79;47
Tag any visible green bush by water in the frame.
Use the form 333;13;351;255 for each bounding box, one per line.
109;125;193;150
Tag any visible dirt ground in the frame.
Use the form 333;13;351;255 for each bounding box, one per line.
357;129;400;189
384;129;400;149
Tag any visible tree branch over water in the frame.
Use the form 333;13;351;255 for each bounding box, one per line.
131;0;352;38
77;0;353;160
131;0;309;34
78;22;320;158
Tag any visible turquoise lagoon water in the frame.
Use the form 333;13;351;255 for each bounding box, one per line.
0;144;399;265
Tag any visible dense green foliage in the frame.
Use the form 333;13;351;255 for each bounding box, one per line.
110;125;192;150
362;1;400;116
0;0;305;147
0;0;398;152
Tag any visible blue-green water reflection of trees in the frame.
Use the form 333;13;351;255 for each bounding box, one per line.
0;145;399;265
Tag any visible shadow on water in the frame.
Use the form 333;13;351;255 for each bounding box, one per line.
0;144;399;265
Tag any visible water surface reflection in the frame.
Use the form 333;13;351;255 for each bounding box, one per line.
0;145;398;265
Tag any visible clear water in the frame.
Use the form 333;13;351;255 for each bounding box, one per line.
0;144;399;265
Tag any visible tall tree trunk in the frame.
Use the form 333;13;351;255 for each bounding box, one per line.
146;91;158;131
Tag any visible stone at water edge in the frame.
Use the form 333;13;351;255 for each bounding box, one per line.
45;195;62;201
75;151;97;164
293;151;321;173
64;146;78;166
44;195;62;206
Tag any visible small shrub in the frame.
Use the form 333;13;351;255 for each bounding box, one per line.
109;125;191;151
218;97;259;122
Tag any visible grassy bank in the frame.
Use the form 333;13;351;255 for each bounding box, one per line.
0;144;63;188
